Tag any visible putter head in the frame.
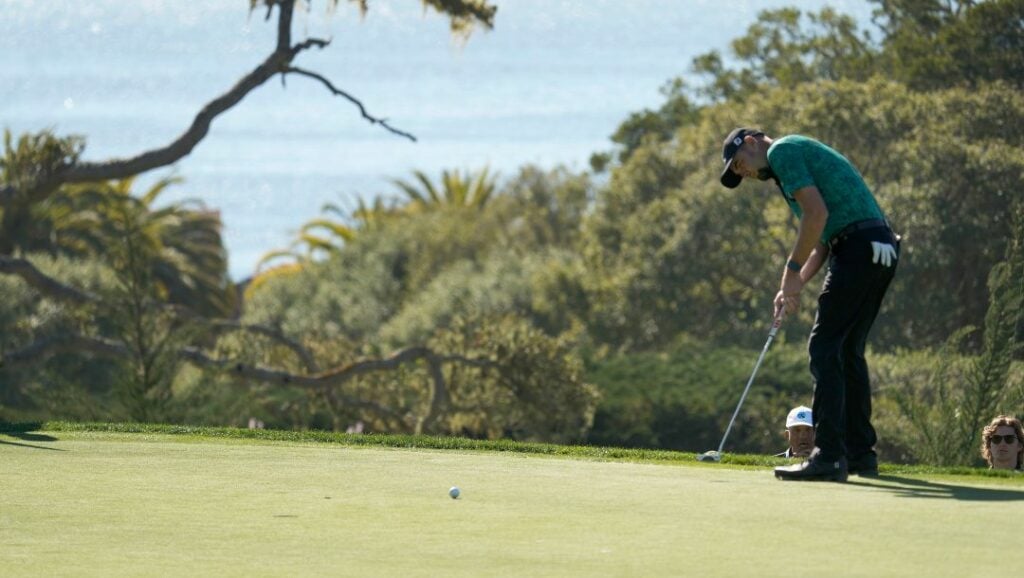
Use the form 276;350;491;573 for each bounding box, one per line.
696;451;721;463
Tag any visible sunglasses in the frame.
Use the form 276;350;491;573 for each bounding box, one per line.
988;434;1020;445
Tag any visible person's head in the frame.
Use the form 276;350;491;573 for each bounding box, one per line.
981;415;1024;470
719;128;773;188
784;406;815;458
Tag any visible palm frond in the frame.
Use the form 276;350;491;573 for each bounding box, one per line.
255;249;303;274
139;176;185;206
300;219;357;243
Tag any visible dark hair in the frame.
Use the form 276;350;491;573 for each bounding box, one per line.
980;415;1024;469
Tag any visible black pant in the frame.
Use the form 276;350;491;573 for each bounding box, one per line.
808;226;898;461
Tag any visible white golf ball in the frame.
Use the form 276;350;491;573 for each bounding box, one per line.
449;486;460;499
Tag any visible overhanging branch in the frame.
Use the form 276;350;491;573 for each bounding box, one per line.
180;344;496;431
14;0;415;203
1;322;496;434
179;345;493;389
162;303;320;373
284;66;417;142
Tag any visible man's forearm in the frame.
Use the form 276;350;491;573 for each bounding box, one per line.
800;243;829;284
783;186;828;284
789;212;827;268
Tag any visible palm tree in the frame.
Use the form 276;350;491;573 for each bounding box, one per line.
249;168;498;289
28;176;235;317
390;167;497;212
17;178;123;259
253;201;364;276
295;217;358;256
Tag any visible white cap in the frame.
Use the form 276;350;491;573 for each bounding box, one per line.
786;406;813;428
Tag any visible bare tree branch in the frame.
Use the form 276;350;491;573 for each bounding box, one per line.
284;66;418;142
1;315;497;432
0;255;100;306
2;0;499;210
422;351;449;431
178;344;496;431
179;346;405;418
2;329;495;429
205;319;321;373
60;1;300;188
11;0;414;205
0;331;394;421
290;37;331;55
160;303;320;373
181;345;493;389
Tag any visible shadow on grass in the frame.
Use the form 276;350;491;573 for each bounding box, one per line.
850;474;1024;501
0;422;65;451
6;431;59;442
0;439;66;451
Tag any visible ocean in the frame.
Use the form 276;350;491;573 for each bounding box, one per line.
1;0;875;279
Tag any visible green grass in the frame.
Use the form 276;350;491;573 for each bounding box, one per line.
3;424;1024;576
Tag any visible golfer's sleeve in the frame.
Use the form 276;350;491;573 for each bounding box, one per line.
768;143;814;201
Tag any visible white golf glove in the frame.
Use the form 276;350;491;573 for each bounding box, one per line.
871;242;897;267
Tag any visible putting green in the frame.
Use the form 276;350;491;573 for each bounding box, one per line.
2;431;1023;577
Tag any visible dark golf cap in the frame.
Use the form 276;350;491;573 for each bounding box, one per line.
719;127;762;188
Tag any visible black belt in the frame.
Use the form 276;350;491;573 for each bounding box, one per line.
828;218;891;249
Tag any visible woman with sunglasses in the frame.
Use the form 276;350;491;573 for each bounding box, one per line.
981;415;1024;471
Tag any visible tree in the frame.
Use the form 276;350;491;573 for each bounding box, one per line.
690;7;876;103
687;1;1024;102
871;0;1024;90
254;207;359;273
0;148;235;318
253;167;499;280
93;177;234;318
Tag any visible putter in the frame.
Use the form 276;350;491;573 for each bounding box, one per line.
697;311;785;463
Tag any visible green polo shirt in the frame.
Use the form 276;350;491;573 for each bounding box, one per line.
766;135;885;243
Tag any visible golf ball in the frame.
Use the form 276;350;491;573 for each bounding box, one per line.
449;486;460;499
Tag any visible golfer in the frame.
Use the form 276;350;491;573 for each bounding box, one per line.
719;128;898;482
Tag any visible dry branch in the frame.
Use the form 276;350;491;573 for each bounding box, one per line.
162;303;321;373
284;66;417;141
1;327;496;431
178;345;496;431
6;0;416;206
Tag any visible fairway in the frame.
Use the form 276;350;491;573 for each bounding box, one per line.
3;431;1024;577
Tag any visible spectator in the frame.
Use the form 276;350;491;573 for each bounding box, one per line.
981;415;1024;471
776;406;815;458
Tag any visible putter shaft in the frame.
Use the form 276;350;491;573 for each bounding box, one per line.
713;314;784;456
